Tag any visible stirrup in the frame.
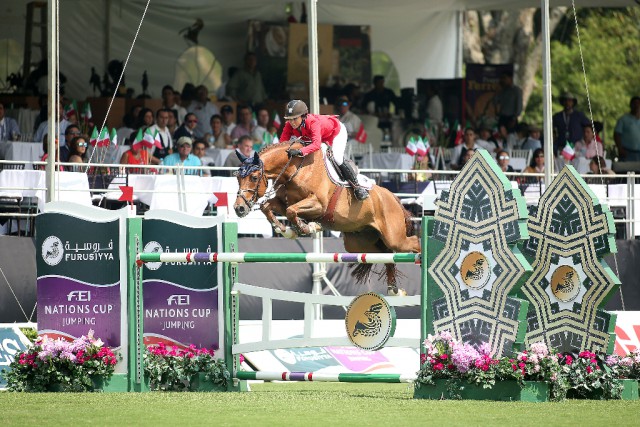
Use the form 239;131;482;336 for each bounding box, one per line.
353;187;369;201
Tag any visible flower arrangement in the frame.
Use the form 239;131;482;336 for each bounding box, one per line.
605;350;640;380
144;343;231;391
416;331;565;400
3;330;117;392
561;350;623;399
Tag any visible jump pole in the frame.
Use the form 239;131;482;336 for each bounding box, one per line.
137;252;421;264
236;371;417;383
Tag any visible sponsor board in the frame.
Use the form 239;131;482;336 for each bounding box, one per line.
0;326;31;389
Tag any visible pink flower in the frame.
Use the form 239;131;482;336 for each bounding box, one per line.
586;366;593;374
433;363;444;371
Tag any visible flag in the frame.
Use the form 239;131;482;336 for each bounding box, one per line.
355;122;367;144
153;130;163;148
422;118;431;138
97;127;110;147
119;186;134;203
405;137;417;156
82;102;92;122
454;122;464;146
415;137;427;157
89;127;99;146
442;118;450;136
272;134;280;144
110;128;118;146
213;192;229;214
132;129;145;150
143;128;156;148
423;137;430;154
63;100;78;120
272;112;281;130
561;142;575;161
263;131;273;145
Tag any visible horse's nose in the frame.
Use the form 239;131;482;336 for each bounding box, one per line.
235;205;247;217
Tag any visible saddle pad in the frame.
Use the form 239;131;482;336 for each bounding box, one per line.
321;145;375;190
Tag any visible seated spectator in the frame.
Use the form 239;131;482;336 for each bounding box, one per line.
220;104;236;136
162;85;187;126
523;148;545;175
167;109;179;137
496;150;514;173
120;143;150;174
192;140;214;176
411;154;432;182
161;136;201;175
224;135;253;169
336;95;362;140
515;123;542;151
230;105;255;141
0;102;21;141
475;124;498;153
117;105;140;145
574;124;604;159
67;136;88;170
59;124;82;162
459;148;476;170
135;107;155;129
451;128;481;170
187;85;219;138
40;135;63;171
173;112;198;141
589;155;615;175
205;114;230;149
252;106;271;142
34;101;71;145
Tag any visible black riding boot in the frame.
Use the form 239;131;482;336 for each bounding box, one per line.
338;162;369;201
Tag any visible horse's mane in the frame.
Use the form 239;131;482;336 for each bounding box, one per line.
258;142;291;156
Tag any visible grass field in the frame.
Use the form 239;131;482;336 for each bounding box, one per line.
1;383;639;426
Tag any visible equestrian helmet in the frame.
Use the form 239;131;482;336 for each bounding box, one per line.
284;100;308;119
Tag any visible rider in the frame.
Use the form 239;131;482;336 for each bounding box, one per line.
280;100;369;200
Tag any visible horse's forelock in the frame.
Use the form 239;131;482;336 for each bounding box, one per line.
237;158;262;178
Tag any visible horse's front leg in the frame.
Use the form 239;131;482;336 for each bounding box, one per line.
286;196;324;236
260;199;292;237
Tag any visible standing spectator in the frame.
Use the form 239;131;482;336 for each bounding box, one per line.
227;52;267;107
173;112;198;141
0;103;21;141
252;106;271;142
493;72;522;133
161;136;201;175
149;109;174;165
425;84;443;126
552;91;589;155
496;150;514;173
451;128;481;170
336;95;362;140
574;124;604;159
216;66;238;101
192;140;215;176
362;75;397;130
230;105;255;141
220;105;236;137
187;85;219;138
162;85;187;126
224;135;253;168
614;96;640;161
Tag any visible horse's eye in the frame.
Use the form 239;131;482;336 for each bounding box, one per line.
250;175;259;182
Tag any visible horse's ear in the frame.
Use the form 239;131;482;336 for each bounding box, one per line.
236;150;248;163
252;151;260;165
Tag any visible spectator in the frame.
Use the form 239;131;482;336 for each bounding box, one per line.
230;105;255;141
252;106;271;142
216;66;238;101
205;114;231;149
148;108;174;165
187;85;219;138
161;136;201;175
192;140;214;176
589;155;615;175
173;112;197;141
362;75;397;130
496;150;514;173
475;124;498;153
135;107;155;129
552;91;589;155
342;83;363;113
523;148;545;174
493;72;522;133
0;102;21;141
118;105;140;144
34;101;71;145
227;52;267;106
59;124;81;162
40;135;63;170
167;109;179;137
120;143;150;174
425;85;443;126
411;153;432;182
162;85;187;126
451;128;481;170
220;104;236;137
614;96;640;161
515;123;542;151
460;148;476;169
528;124;542;145
224;135;253;168
336;95;362;140
67;136;88;170
574;124;604;160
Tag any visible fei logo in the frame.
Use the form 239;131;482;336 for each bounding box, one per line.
42;236;64;266
67;290;91;302
143;241;163;270
167;295;190;306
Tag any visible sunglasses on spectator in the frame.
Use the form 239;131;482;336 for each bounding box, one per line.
340;102;349;106
498;155;509;160
77;142;88;147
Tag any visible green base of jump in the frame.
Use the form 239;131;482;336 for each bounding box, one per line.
566;379;639;400
414;380;550;402
188;373;228;392
97;374;149;392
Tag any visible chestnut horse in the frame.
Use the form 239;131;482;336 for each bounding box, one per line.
232;141;421;295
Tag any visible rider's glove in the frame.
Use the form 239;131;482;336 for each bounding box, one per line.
287;149;303;158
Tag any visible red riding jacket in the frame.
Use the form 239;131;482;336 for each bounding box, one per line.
279;114;341;156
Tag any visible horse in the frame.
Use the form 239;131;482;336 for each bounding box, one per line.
232;140;421;295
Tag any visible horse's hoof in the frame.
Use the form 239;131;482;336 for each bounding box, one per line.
282;227;298;239
308;222;322;233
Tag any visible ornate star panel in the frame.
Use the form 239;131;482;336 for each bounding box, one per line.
520;166;620;354
425;151;532;357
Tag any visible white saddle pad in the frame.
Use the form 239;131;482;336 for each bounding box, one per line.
321;144;374;190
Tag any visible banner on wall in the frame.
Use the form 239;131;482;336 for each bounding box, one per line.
142;212;222;350
465;63;513;129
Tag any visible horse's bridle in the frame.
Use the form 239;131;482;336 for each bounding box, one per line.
236;139;307;212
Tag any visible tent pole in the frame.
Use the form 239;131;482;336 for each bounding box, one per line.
46;0;58;202
307;0;319;114
542;0;553;183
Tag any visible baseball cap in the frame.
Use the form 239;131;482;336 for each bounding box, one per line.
177;136;193;147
